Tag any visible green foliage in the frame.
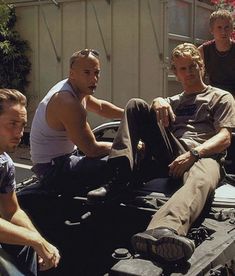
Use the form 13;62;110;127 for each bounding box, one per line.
0;2;31;94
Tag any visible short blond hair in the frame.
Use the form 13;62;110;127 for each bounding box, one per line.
0;88;26;115
171;43;205;75
209;9;233;29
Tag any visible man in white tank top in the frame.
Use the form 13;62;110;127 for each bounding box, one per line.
30;49;123;195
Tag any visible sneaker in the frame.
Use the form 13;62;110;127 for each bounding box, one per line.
131;227;195;263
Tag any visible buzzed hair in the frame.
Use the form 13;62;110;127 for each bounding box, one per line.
69;51;82;68
0;88;27;115
69;49;100;68
209;9;233;28
170;43;205;75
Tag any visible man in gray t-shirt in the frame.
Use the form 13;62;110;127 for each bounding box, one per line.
87;43;235;264
167;85;234;151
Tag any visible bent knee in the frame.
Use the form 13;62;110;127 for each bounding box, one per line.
126;98;148;109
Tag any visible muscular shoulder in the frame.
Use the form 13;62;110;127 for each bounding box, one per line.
49;91;84;112
47;91;87;130
51;90;77;104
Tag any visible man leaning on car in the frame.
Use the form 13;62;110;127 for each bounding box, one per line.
87;43;235;263
30;49;123;194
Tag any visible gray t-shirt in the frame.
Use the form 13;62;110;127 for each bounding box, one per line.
167;86;235;150
0;153;16;193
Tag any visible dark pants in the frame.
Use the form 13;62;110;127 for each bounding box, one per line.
0;244;37;275
107;98;183;179
107;98;221;236
32;151;108;195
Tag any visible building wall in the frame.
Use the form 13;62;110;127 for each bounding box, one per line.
9;0;213;129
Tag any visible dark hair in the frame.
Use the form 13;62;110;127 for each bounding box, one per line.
0;88;26;115
209;9;233;29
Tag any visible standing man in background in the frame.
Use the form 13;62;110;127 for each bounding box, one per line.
198;9;235;96
30;49;124;195
0;88;60;275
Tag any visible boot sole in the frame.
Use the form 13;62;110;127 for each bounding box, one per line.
132;233;194;263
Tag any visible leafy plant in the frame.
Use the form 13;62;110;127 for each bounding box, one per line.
0;2;31;94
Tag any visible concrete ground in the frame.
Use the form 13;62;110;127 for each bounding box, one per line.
9;144;33;183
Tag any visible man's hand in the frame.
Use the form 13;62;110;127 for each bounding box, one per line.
0;193;61;272
33;235;60;271
168;151;196;178
151;98;175;127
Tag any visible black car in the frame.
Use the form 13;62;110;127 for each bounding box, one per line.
4;121;235;276
92;121;235;276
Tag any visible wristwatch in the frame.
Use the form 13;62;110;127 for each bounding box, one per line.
190;149;200;161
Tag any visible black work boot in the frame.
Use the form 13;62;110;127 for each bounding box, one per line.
131;227;195;263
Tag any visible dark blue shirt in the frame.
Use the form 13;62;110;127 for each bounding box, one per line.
0;153;16;193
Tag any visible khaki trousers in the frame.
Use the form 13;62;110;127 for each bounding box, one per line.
147;158;220;236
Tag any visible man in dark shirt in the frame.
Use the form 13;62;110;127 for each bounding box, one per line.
198;9;235;96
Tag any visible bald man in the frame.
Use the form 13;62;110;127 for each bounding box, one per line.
30;49;123;194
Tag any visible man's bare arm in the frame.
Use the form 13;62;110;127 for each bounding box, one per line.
193;127;231;157
0;201;39;246
0;188;42;233
169;128;231;178
86;95;124;119
0;192;60;270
